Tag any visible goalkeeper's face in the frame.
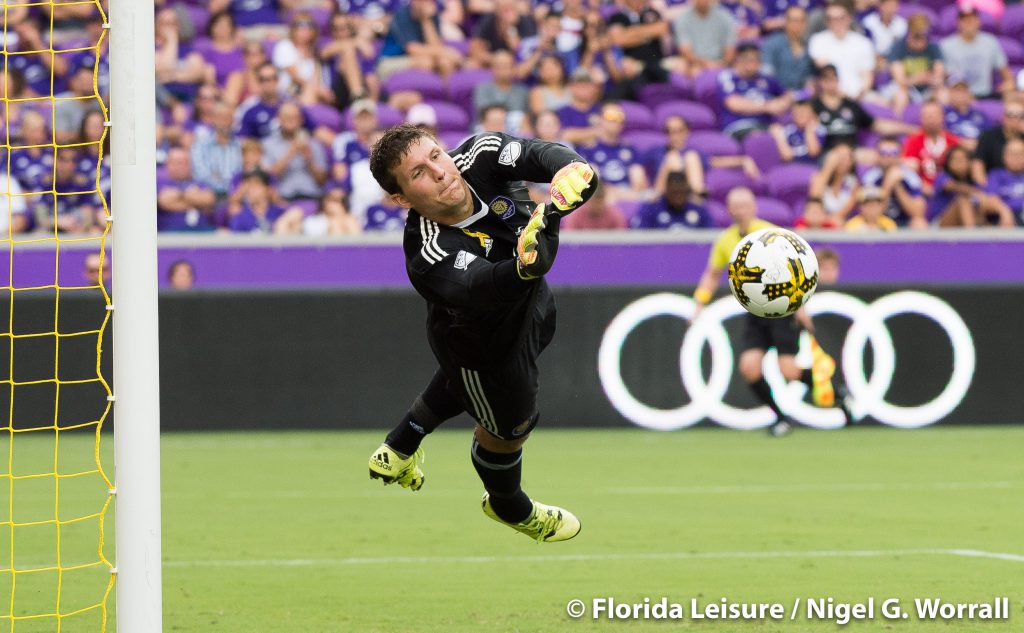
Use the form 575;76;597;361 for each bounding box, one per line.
389;136;471;223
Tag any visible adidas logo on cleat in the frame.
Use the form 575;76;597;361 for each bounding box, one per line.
371;453;393;471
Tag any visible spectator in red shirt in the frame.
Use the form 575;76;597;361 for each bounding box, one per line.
902;100;958;195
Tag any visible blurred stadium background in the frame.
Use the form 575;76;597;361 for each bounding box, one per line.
4;0;1024;630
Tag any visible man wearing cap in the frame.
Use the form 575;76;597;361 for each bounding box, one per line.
940;5;1011;99
577;103;649;199
718;42;791;139
332;99;381;190
556;67;603;145
886;13;944;115
845;186;898;232
944;75;989;151
861;136;927;228
808;0;875;98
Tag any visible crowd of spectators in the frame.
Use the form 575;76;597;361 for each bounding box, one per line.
6;0;1024;236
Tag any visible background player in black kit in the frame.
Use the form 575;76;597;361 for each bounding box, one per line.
367;124;596;543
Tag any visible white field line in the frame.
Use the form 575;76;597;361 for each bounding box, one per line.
605;481;1022;495
163;548;1024;568
163;480;1021;500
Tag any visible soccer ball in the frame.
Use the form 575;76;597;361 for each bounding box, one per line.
727;228;818;318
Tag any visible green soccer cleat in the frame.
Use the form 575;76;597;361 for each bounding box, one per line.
481;494;581;543
368;444;425;491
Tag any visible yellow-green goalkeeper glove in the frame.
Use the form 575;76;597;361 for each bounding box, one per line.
516;204;560;280
549;162;595;215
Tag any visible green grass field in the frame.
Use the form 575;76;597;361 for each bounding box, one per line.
7;426;1024;632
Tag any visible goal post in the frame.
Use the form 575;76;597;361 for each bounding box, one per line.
109;0;163;630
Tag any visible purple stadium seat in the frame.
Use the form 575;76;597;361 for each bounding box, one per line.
621;130;668;154
686;131;741;157
384;69;447;101
754;196;795;227
669;72;694;96
937;4;998;37
637;82;693;108
305;104;343;132
439;130;472;150
902;102;923;125
364;204;407;231
445;40;469;56
742;131;783;173
654;101;717;131
1001;4;1024;38
998;37;1024;66
618;101;657;131
447;69;493;103
290;199;319;217
306;7;332;34
185;5;210;36
873;68;892;91
917;0;951;13
706;199;730;227
693;69;722;104
974;99;1004;123
423;101;470;132
896;4;938;26
766;163;817;207
861;101;896;121
705;168;756;202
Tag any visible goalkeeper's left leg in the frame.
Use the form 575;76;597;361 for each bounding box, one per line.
368;369;464;490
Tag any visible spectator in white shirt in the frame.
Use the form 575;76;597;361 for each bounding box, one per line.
809;0;875;99
860;0;906;59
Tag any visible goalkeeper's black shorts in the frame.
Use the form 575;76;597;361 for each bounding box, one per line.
436;310;555;441
740;312;800;356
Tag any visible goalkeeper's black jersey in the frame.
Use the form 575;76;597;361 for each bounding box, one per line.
403;133;591;370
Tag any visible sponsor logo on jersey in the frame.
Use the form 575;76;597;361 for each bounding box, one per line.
498;141;522;167
462;229;494;256
454;250;478;270
489;195;516;220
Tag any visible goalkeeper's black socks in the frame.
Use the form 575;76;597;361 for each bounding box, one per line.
385;372;465;456
471;440;533;524
748;377;784;419
801;368;813;389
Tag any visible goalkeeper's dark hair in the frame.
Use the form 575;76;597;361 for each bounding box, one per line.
370;123;442;195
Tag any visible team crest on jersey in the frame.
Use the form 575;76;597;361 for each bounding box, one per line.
453;250;478;270
511;418;532;437
489;195;516;220
461;229;493;256
498;142;522;167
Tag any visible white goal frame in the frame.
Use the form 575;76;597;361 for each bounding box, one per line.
109;0;163;630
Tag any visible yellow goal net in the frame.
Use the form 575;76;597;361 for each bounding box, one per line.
2;0;114;629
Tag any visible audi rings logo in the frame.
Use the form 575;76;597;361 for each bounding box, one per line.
598;291;975;431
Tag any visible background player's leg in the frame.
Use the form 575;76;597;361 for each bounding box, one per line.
384;369;465;457
471;425;532;524
740;349;784;420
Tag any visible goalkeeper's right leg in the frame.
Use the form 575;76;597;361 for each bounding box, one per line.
368;369;464;491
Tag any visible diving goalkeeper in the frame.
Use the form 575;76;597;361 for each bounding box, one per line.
366;124;596;543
